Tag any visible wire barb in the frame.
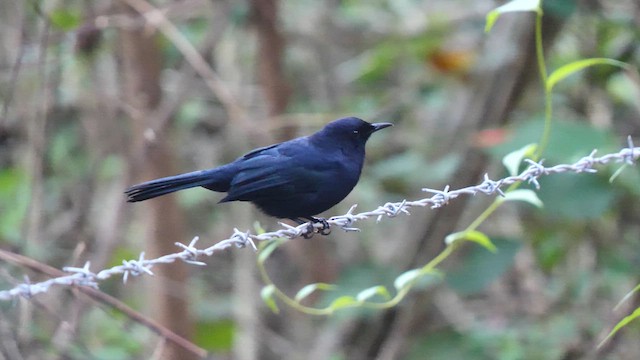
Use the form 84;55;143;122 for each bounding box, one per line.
175;238;208;266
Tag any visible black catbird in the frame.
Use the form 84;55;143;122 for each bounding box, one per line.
125;117;391;233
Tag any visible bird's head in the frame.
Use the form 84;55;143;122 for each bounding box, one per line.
314;117;392;149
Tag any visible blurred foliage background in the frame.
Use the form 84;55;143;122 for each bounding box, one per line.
1;0;640;359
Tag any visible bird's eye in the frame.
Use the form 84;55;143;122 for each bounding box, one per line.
353;130;359;134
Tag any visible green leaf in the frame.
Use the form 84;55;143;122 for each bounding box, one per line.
502;143;537;176
537;173;615;220
598;306;640;349
487;118;617;164
609;164;627;183
329;296;359;310
50;9;82;31
500;189;543;208
260;285;279;314
356;286;391;302
257;240;281;264
445;230;497;253
294;283;336;302
394;269;422;291
407;329;480;360
465;231;497;253
253;221;266;235
608;72;640;107
0;169;29;244
194;320;235;351
547;58;628;92
485;0;541;33
444;232;462;246
447;237;521;295
615;283;640;311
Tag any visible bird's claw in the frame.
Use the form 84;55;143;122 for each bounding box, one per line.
318;218;331;235
303;223;315;239
302;218;331;239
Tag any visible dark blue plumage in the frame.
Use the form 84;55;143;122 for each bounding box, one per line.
125;117;392;222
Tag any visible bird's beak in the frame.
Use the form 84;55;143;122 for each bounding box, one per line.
371;122;393;132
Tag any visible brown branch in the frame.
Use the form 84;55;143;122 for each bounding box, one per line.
118;2;195;358
250;0;291;119
122;0;248;128
0;248;207;358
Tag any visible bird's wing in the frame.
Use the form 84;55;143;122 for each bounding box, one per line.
221;145;319;203
239;135;311;159
240;143;280;159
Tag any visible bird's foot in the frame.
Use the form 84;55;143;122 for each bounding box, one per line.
317;218;331;236
303;224;315;239
298;217;331;239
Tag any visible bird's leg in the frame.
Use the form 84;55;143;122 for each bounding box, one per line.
292;218;316;239
315;217;331;236
306;217;331;236
303;226;315;239
293;217;331;238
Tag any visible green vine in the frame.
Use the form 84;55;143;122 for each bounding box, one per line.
258;0;630;318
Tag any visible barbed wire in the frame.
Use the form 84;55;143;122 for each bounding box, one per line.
1;138;638;301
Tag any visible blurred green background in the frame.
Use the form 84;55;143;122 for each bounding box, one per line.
1;0;639;359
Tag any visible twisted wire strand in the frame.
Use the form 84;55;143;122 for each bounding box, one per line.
1;139;637;301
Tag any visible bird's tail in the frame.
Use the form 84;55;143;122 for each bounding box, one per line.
125;166;233;202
